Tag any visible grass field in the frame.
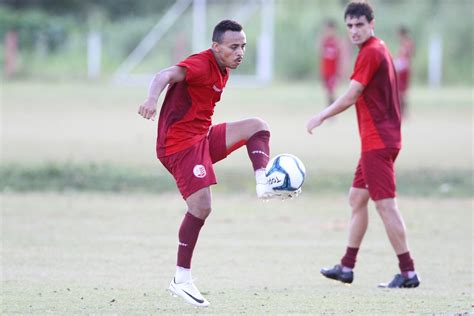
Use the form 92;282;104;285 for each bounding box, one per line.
1;82;473;314
2;193;472;314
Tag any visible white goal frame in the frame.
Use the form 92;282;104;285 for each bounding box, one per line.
113;0;274;85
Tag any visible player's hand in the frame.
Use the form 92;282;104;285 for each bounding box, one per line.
306;114;324;134
138;98;157;120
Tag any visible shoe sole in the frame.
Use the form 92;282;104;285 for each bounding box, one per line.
377;282;420;288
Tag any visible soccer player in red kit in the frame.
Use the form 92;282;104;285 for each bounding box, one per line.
306;2;420;288
138;20;295;307
319;19;341;106
394;26;415;117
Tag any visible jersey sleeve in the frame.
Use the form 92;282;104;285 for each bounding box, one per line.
177;54;210;86
350;48;381;86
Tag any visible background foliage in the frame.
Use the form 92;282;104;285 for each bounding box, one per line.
0;0;472;84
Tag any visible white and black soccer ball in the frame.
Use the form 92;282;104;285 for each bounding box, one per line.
265;154;306;192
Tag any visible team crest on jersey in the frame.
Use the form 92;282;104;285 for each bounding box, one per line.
193;165;207;178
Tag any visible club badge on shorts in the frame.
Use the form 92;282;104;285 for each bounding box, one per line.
193;164;207;178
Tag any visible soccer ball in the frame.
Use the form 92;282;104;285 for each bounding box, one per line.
265;154;306;192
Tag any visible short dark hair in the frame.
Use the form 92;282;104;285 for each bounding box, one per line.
212;20;243;43
344;1;374;22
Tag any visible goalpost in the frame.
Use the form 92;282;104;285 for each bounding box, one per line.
112;0;274;85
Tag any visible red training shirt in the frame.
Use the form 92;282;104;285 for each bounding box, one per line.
350;36;402;152
156;49;229;157
320;35;340;77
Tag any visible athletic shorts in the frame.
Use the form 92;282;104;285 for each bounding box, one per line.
159;123;228;200
322;74;338;92
398;70;410;93
352;148;400;201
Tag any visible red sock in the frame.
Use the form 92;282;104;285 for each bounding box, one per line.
246;130;270;170
177;212;205;269
340;247;359;269
397;251;415;273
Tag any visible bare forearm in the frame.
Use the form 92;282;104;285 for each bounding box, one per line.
306;80;363;134
138;66;186;120
320;92;357;121
147;72;172;103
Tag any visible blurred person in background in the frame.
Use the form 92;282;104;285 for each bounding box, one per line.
318;19;342;106
306;1;420;289
138;19;296;308
394;25;415;117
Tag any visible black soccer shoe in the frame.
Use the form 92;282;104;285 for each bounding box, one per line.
378;273;420;288
320;264;354;284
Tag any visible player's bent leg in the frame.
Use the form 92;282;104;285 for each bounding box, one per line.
186;187;212;220
226;118;278;199
225;117;269;151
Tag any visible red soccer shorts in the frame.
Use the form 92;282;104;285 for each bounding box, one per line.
159;123;228;199
352;148;400;201
322;74;338;93
398;69;410;93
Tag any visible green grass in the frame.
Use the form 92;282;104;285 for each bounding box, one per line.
2;192;472;314
1;163;472;197
1;82;473;314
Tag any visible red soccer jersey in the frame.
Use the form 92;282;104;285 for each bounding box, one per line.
156;49;229;157
320;36;340;77
350;37;402;152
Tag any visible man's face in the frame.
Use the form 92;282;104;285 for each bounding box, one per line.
345;15;374;46
212;30;246;69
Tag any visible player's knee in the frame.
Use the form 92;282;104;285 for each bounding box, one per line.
349;195;367;211
200;207;212;219
250;117;269;132
191;205;212;220
375;203;394;218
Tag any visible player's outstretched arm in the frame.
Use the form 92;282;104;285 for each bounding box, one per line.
138;66;186;120
306;80;364;134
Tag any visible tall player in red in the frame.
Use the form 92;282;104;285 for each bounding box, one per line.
319;19;341;106
306;2;420;288
394;26;415;117
138;20;294;307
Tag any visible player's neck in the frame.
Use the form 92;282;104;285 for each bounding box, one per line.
210;48;228;74
358;35;374;49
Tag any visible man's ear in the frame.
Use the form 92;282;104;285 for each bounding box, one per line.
212;41;219;52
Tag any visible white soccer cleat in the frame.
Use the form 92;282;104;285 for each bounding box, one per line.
256;183;301;200
256;183;282;200
168;278;210;307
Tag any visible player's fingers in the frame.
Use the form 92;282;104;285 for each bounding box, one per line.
142;109;150;119
138;106;146;117
146;109;155;120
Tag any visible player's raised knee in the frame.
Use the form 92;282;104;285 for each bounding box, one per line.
249;117;269;133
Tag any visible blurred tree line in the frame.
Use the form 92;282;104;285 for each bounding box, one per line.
0;0;175;19
0;0;472;85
